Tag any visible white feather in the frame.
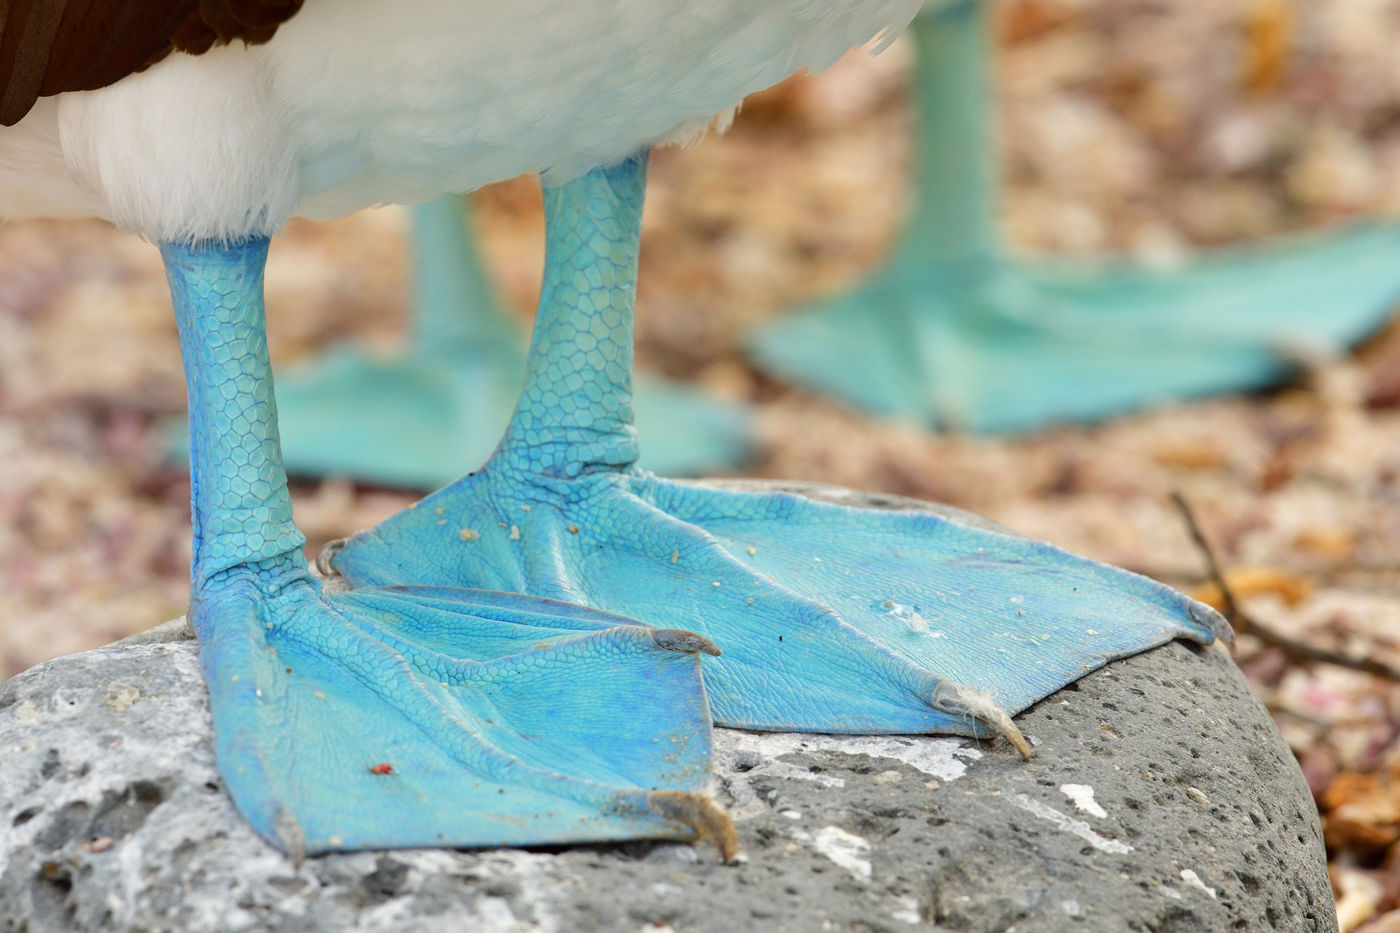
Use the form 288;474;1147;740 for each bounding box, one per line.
58;46;299;244
0;99;104;220
0;0;920;242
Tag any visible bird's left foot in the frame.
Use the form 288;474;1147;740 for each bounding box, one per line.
192;566;735;858
326;465;1229;752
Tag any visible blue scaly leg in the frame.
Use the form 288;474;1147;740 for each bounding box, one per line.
163;237;734;858
750;0;1400;432
329;152;1231;753
262;195;752;487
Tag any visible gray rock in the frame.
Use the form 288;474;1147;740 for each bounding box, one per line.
0;486;1335;933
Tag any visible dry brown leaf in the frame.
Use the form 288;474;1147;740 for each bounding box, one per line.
1324;771;1400;853
1357;910;1400;933
1338;868;1388;933
1241;0;1294;94
1189;566;1314;611
1295;528;1360;564
1150;440;1228;470
1000;0;1076;44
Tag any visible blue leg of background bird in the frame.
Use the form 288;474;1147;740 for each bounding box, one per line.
328;152;1230;754
749;0;1400;433
162;236;733;858
265;196;753;487
270;198;526;487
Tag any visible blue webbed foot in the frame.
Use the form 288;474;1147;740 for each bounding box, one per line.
324;152;1228;759
751;225;1400;432
161;232;736;859
194;565;732;857
328;468;1228;756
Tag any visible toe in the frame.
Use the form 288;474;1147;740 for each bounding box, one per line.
1189;601;1235;649
931;681;1032;760
650;628;722;656
644;790;740;862
196;577;721;854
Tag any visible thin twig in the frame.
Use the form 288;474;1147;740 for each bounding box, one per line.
1171;491;1400;683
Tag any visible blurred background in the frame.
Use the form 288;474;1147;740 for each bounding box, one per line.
1;0;1398;926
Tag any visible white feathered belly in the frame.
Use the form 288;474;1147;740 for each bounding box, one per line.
0;0;918;241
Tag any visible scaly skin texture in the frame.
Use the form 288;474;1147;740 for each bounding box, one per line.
263;195;753;486
331;152;1229;749
161;238;726;858
750;0;1400;432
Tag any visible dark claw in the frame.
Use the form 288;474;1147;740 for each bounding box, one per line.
650;628;722;657
645;790;740;861
315;538;348;578
931;681;1032;760
1189;602;1235;649
274;809;306;870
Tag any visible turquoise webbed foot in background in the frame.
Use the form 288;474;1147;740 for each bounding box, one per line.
329;152;1229;756
267;196;753;487
751;226;1400;432
163;237;732;857
750;0;1400;432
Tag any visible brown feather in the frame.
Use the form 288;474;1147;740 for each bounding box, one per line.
0;0;303;127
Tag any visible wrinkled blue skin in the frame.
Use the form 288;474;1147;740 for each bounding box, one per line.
750;0;1400;432
163;238;727;857
331;153;1227;749
262;195;753;487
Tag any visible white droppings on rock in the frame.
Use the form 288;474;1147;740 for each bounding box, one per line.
475;897;516;927
1180;869;1217;898
1011;794;1132;855
105;682;141;711
1060;783;1107;818
801;826;871;882
714;730;980;792
890;896;922;925
712;729;844;822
